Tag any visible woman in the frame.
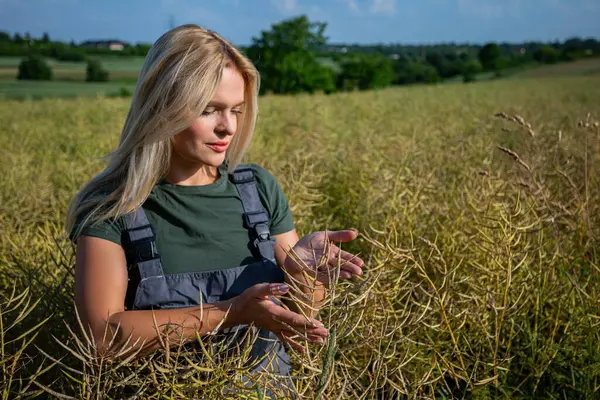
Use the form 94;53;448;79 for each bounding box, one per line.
66;24;364;381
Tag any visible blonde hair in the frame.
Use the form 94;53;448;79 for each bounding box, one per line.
66;24;260;237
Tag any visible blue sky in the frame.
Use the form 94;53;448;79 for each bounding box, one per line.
0;0;599;46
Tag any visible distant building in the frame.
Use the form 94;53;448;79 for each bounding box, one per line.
79;40;128;51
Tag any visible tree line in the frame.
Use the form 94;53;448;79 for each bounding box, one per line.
243;16;600;94
0;31;150;60
3;16;600;92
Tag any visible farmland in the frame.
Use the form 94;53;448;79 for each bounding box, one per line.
0;75;599;398
0;55;142;99
2;53;600;100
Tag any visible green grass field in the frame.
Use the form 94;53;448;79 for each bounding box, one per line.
2;55;600;100
0;55;146;71
0;75;599;399
0;80;136;100
509;57;600;78
445;58;600;84
0;55;143;99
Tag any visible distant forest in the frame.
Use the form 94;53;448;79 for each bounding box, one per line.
2;16;599;93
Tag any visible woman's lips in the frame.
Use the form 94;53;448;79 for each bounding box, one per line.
206;142;229;153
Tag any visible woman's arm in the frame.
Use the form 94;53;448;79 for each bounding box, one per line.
74;236;237;358
75;236;328;359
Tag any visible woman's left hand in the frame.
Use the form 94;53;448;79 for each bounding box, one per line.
283;230;365;285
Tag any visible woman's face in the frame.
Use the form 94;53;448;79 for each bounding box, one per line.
171;66;245;169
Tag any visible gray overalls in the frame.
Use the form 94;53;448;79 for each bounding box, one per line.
121;165;293;386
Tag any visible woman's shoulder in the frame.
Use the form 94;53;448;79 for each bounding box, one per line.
69;192;127;246
232;163;284;194
242;163;278;183
232;163;293;231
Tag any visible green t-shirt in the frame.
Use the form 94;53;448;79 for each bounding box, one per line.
71;163;295;274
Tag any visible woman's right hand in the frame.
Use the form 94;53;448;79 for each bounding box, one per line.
231;283;329;351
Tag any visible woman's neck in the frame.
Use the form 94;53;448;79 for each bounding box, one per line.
165;159;220;186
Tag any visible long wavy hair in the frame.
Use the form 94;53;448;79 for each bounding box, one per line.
66;24;260;237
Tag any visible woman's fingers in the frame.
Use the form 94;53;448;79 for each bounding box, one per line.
318;247;363;281
281;329;325;344
339;270;352;279
270;307;328;336
331;248;364;267
316;269;352;282
328;248;364;273
245;282;289;299
339;263;363;276
337;248;364;265
324;230;358;243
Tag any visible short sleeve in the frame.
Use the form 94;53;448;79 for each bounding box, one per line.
250;164;295;235
70;211;125;245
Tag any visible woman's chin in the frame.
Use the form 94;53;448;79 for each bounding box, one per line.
196;154;226;168
178;152;226;169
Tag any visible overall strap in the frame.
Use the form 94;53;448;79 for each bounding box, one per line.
231;165;277;262
123;208;164;279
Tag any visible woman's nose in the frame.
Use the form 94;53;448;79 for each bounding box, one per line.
216;112;236;136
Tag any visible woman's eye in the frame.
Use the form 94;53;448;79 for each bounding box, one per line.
201;109;215;116
232;109;243;115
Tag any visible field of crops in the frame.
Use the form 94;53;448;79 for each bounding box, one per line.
2;54;600;101
0;56;143;99
0;75;599;399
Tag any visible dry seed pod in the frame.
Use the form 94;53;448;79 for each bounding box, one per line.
494;112;535;136
514;115;526;126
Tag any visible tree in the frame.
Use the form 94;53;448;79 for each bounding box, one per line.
337;53;394;91
392;60;440;85
135;43;152;56
86;60;109;82
13;33;24;44
245;15;335;94
272;51;336;94
41;32;50;44
533;46;560;64
412;62;441;84
17;54;53;80
425;52;446;75
478;43;502;71
425;51;463;79
461;58;483;83
561;37;586;61
58;49;86;62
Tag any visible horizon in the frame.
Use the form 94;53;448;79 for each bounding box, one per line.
0;0;599;47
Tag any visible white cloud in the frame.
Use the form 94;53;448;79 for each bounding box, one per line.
457;0;521;19
271;0;299;14
369;0;396;15
346;0;360;13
